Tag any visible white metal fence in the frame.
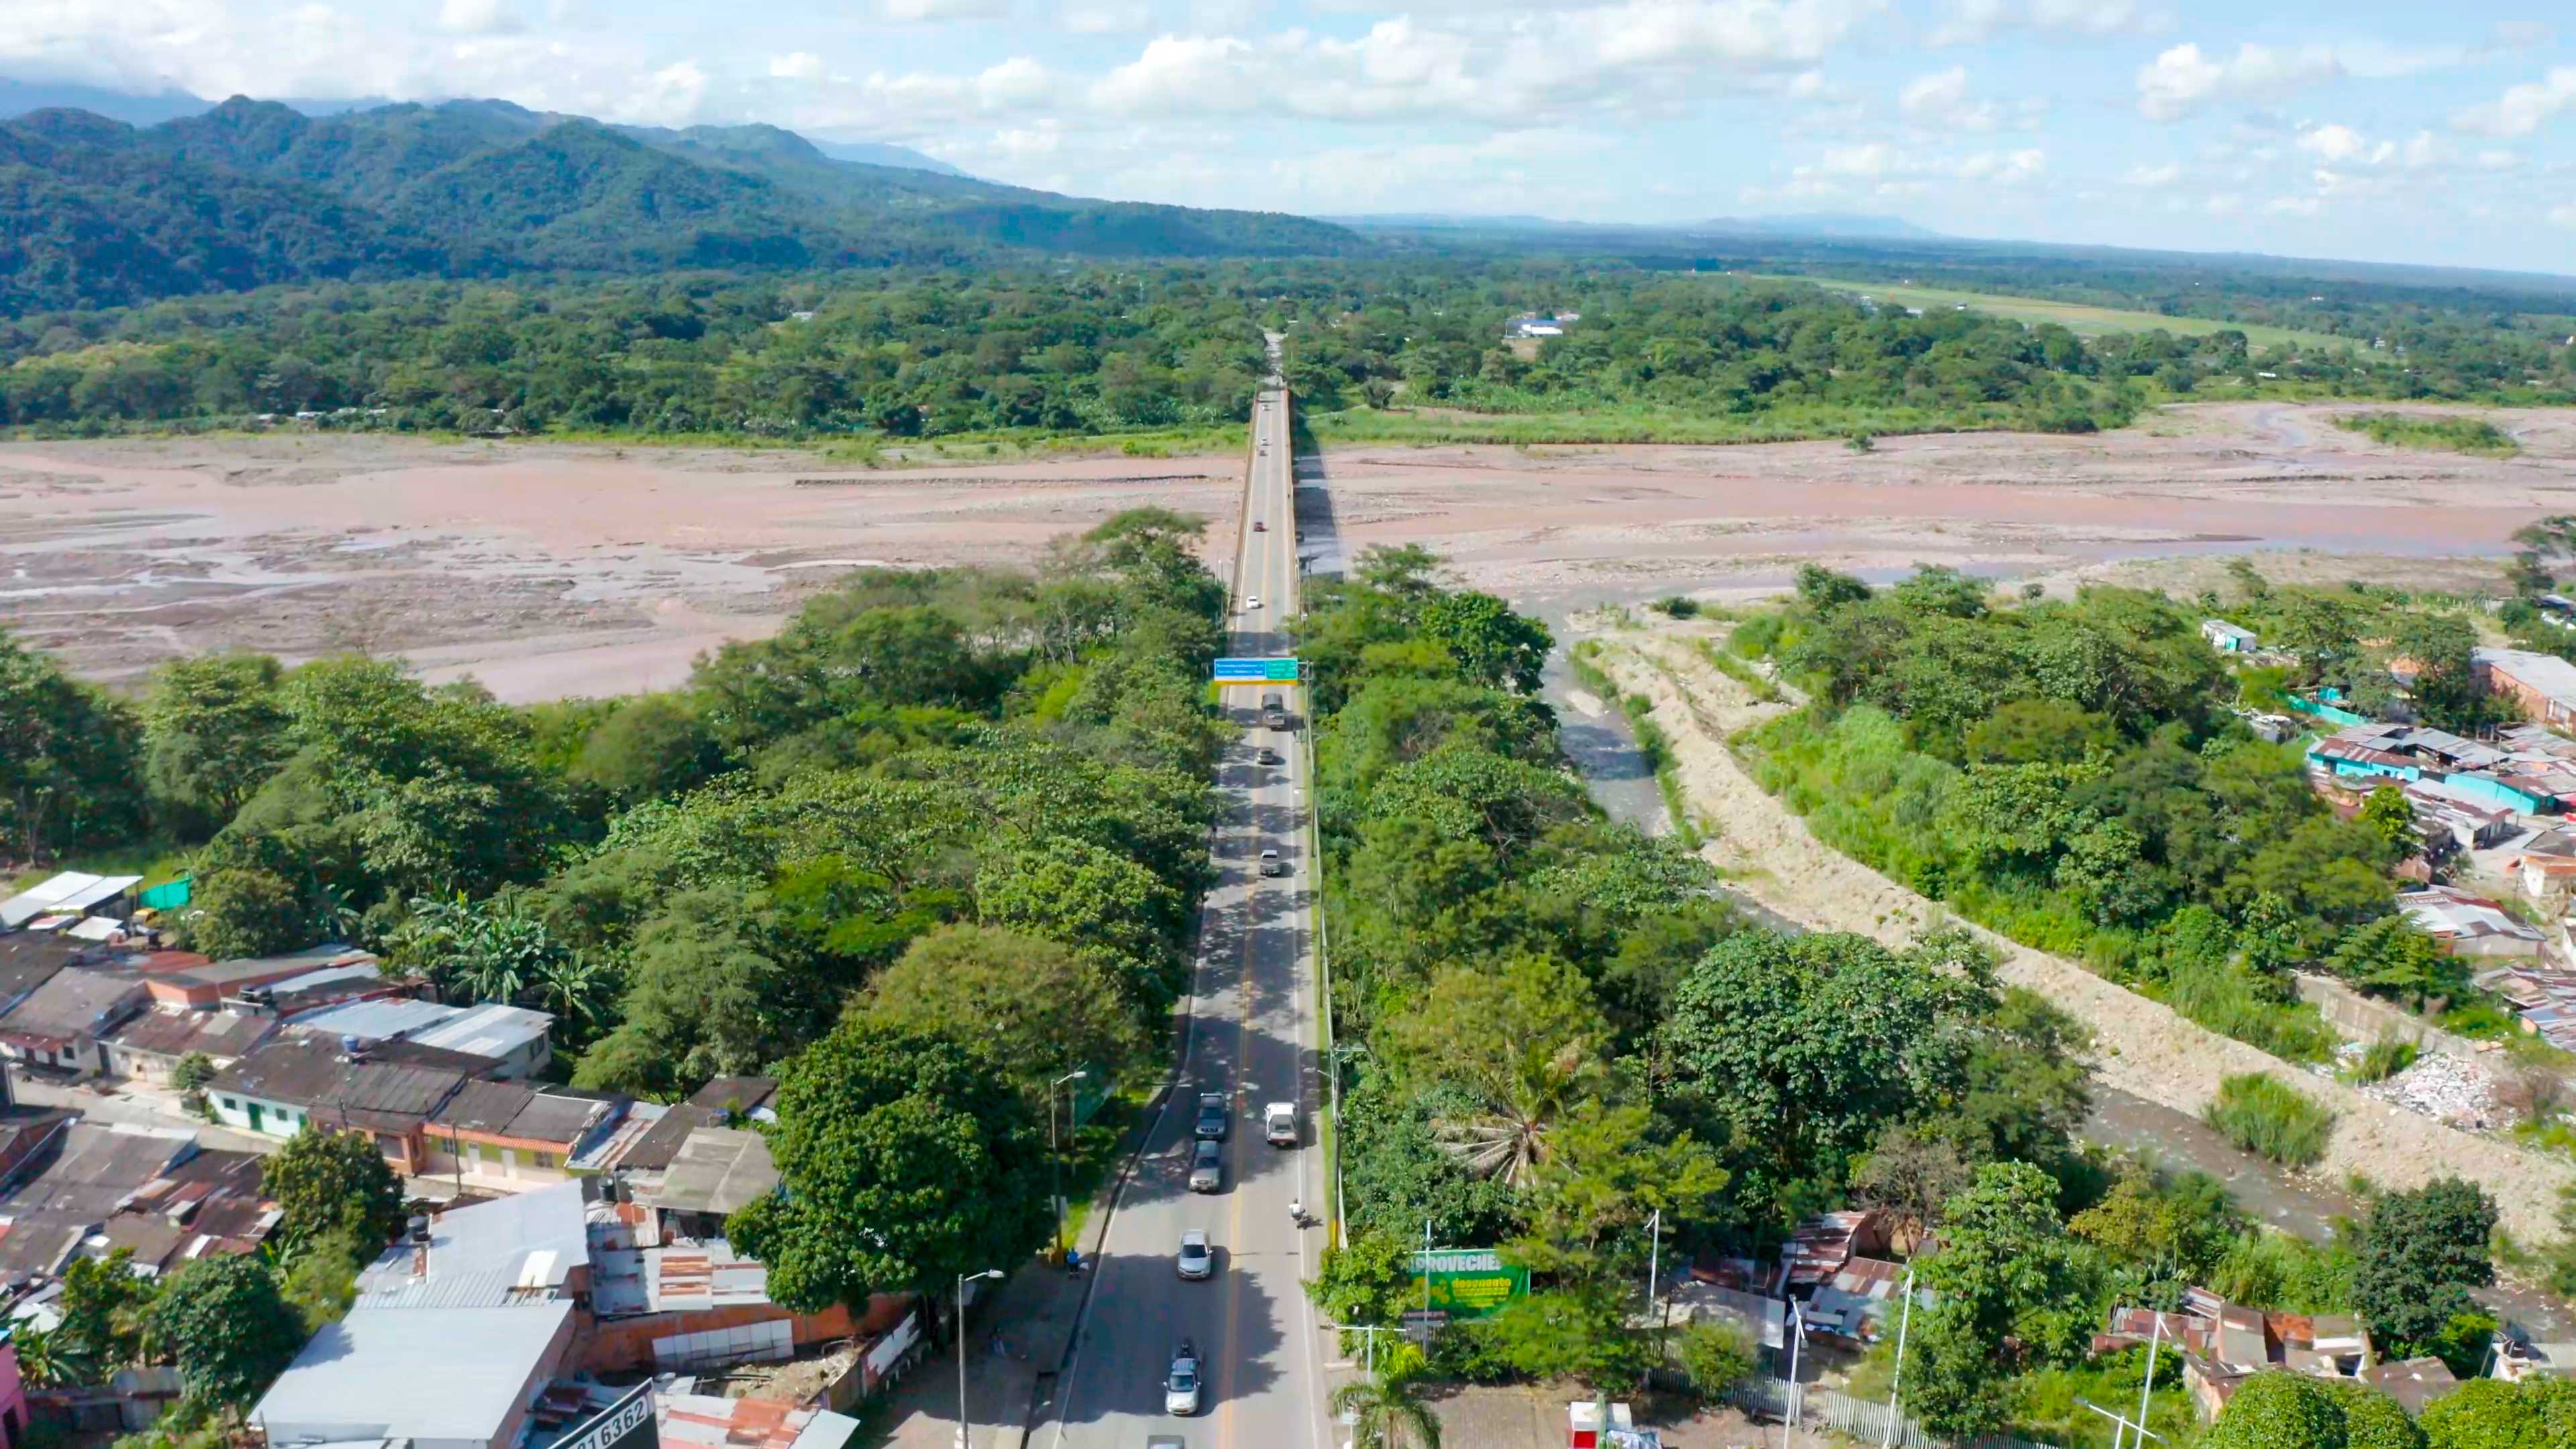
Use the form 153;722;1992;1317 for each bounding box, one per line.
1725;1378;2060;1449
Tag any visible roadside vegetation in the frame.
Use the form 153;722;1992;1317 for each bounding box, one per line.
1289;545;2542;1443
1725;561;2531;1065
2332;411;2522;457
0;506;1242;1417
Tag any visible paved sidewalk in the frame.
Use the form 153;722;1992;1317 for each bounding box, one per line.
866;1093;1163;1449
9;1072;280;1155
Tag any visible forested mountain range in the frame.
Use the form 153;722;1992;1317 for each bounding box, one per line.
0;95;1364;312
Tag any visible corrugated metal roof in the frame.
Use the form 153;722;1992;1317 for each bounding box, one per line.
254;1301;574;1445
409;1003;551;1061
0;873;142;928
643;1240;770;1312
293;998;462;1042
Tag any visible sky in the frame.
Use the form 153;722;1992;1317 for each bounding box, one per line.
4;1;2575;274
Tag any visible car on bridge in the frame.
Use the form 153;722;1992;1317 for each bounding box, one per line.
1177;1228;1212;1280
1194;1091;1230;1140
1265;1102;1297;1146
1259;847;1288;877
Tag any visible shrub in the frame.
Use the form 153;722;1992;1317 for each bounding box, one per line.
1674;1321;1754;1401
2204;1073;2336;1168
1649;596;1702;619
2353;1036;2418;1084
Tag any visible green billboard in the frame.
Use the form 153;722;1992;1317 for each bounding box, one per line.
1409;1248;1529;1320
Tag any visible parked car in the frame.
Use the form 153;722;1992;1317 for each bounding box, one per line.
1195;1091;1230;1140
1258;847;1288;878
1177;1229;1212;1280
1166;1345;1203;1415
1188;1138;1224;1193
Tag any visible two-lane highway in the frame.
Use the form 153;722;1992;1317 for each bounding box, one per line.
1042;384;1328;1449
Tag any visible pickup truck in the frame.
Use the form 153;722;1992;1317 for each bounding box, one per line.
1264;1102;1297;1147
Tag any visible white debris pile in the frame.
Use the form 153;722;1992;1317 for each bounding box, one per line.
2348;1046;2500;1130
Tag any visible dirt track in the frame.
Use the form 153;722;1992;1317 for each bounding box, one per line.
2;399;2569;698
1580;618;2576;1246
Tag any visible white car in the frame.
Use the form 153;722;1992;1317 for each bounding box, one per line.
1165;1346;1203;1415
1177;1229;1212;1280
1242;595;1263;612
1265;1102;1297;1146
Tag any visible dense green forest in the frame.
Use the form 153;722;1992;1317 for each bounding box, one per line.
0;96;1359;312
1293;547;2542;1444
4;244;2567;443
0;270;1275;436
1726;563;2518;1069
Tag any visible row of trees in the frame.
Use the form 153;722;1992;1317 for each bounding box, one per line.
1281;274;2138;433
0;270;1270;437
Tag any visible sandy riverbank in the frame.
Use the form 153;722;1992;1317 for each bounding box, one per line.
3;400;2568;699
1579;615;2576;1246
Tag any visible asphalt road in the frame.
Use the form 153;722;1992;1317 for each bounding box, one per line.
1040;384;1331;1449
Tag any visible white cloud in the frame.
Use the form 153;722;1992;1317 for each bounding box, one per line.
1931;0;2159;46
769;52;825;82
2295;123;2369;164
1062;1;1150;33
2136;41;2341;121
2267;195;2322;216
2495;21;2555;49
2552;205;2576;230
2122;162;2182;187
2454;66;2576;137
1954;146;2044;184
437;0;525;35
1898;65;2000;130
1791;140;2042;189
1089;2;1882;125
873;0;1009;19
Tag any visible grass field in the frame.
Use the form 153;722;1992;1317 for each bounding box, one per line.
1744;274;2356;354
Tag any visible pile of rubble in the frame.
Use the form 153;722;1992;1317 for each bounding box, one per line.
2338;1044;2502;1130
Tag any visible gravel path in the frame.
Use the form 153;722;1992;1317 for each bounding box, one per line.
1583;621;2576;1246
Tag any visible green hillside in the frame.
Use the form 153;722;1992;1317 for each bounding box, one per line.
0;98;1366;311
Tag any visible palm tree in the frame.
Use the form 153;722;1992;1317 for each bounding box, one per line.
1332;1373;1441;1449
1431;1039;1599;1189
10;1322;96;1389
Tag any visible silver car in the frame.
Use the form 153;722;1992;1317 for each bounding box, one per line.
1188;1138;1223;1193
1177;1228;1212;1280
1165;1346;1203;1415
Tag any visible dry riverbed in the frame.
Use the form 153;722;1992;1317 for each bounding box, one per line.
5;400;2571;698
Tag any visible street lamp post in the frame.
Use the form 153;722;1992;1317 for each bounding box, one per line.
1048;1069;1089;1259
956;1267;1004;1449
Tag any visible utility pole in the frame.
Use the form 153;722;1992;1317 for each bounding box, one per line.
1782;1301;1805;1449
1878;1263;1915;1449
955;1267;1002;1449
1420;1217;1434;1323
1047;1069;1088;1259
1646;1209;1666;1358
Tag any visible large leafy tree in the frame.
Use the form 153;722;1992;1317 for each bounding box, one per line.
148;1254;309;1409
1664;928;1994;1210
2355;1177;2498;1358
1905;1163;2104;1437
141;653;295;832
0;629;144;860
728;1020;1051;1310
856;924;1144;1090
2418;1378;2576;1449
264;1126;405;1258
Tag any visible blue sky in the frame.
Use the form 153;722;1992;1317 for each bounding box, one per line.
6;1;2574;272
